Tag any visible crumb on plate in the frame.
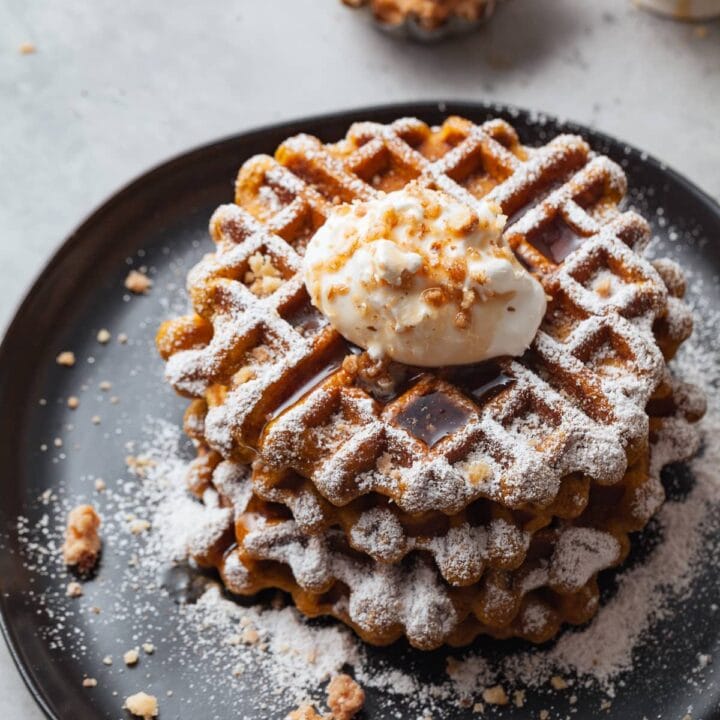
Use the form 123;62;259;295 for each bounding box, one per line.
327;674;365;720
62;505;101;572
124;692;158;719
124;648;140;666
66;581;84;598
56;351;76;367
125;270;153;294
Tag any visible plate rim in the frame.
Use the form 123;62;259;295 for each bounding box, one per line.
2;100;719;720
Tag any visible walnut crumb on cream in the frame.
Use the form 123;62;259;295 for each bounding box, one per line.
303;186;545;366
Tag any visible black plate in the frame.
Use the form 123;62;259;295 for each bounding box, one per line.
1;102;719;720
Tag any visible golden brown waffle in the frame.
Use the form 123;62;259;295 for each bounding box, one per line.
183;377;704;650
157;115;704;648
158;116;692;517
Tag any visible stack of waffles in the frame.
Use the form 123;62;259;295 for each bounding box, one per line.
157;116;705;650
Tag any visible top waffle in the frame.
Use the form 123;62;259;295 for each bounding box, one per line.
157;116;693;515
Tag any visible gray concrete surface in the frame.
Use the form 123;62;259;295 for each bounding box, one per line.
1;0;718;716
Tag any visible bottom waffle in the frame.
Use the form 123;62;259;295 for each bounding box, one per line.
182;378;704;650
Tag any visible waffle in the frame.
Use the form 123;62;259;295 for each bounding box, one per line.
183;376;703;650
158;116;692;516
157;115;703;648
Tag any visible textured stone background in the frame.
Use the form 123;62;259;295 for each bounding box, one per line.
1;0;718;715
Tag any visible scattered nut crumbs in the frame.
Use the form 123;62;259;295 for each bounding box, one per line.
62;505;101;572
327;674;365;720
123;648;140;666
118;332;129;344
82;677;97;688
19;42;36;54
91;415;101;425
54;437;63;448
550;675;568;690
244;252;283;296
539;711;550;720
94;478;107;492
241;626;260;645
66;581;83;598
102;655;113;666
142;643;155;654
513;689;526;707
472;703;484;713
126;455;156;478
125;269;153;294
96;328;111;344
600;698;612;710
124;692;158;719
481;685;508;705
67;396;80;409
56;351;76;367
99;380;112;391
129;518;151;535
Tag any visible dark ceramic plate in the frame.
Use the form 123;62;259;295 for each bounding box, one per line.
1;103;719;720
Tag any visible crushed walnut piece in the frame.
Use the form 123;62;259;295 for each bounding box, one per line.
594;276;613;298
126;455;156;478
67;396;80;409
66;581;84;598
125;269;153;294
129;518;151;535
82;677;97;688
326;674;365;720
244;252;283;297
124;648;140;666
62;505;101;572
482;685;509;705
550;674;568;690
56;351;76;367
124;692;158;719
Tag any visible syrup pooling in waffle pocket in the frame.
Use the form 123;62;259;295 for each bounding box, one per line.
157;115;703;649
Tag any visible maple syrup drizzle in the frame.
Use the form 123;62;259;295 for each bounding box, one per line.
394;391;474;448
529;217;586;264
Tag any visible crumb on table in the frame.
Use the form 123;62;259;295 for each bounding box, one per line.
19;41;36;54
326;674;365;720
124;692;158;719
62;505;101;572
82;677;97;688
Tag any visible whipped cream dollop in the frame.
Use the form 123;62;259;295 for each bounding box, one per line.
302;186;547;367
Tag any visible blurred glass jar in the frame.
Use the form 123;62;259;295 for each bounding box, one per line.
636;0;720;20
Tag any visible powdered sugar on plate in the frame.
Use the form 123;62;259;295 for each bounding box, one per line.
13;318;720;716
